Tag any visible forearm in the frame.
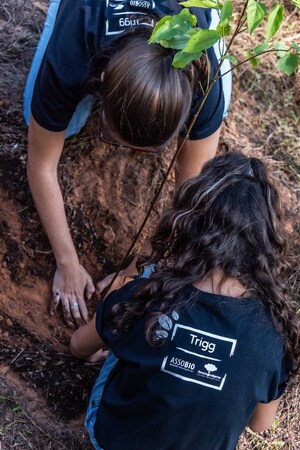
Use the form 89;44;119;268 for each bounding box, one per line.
70;317;105;360
27;167;78;268
175;127;221;185
27;117;95;324
27;116;79;268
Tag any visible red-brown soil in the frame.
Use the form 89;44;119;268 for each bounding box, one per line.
0;1;299;449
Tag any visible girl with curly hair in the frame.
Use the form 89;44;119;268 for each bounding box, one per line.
70;152;299;450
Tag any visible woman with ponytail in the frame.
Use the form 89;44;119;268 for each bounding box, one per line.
71;152;299;450
24;0;231;326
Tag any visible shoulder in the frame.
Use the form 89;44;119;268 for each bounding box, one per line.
31;0;107;130
95;277;147;344
45;0;103;66
107;277;147;305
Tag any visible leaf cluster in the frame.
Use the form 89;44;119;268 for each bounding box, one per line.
148;8;221;68
149;0;299;75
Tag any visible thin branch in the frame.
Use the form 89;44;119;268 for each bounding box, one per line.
218;48;295;79
238;26;248;34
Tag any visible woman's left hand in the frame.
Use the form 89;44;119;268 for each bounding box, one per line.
85;348;110;363
96;258;138;299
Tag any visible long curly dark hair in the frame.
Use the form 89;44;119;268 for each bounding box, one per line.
111;152;300;374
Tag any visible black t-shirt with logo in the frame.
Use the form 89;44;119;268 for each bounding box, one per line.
94;278;290;450
31;0;225;138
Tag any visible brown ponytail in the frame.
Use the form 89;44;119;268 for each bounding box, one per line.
85;26;207;147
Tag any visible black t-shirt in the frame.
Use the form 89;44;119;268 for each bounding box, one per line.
95;279;290;450
31;0;225;139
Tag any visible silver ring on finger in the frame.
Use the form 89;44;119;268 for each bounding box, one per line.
70;301;79;308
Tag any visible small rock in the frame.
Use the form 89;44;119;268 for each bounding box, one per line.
3;332;9;338
103;228;115;245
6;319;13;327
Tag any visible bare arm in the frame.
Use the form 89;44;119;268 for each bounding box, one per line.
27;115;95;326
175;126;221;185
70;316;108;362
248;398;281;432
71;271;135;360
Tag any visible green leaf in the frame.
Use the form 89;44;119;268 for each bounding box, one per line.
159;29;198;50
216;0;233;37
253;42;270;55
172;29;221;68
291;0;300;9
217;18;231;37
291;43;300;51
221;54;238;64
183;29;221;54
220;0;233;22
277;53;299;75
172;51;202;68
148;16;172;44
217;0;233;37
266;4;284;40
179;0;220;8
247;0;267;34
246;49;260;67
148;9;197;48
249;56;260;67
274;41;289;57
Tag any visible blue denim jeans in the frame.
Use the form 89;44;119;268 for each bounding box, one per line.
85;352;118;450
24;2;231;139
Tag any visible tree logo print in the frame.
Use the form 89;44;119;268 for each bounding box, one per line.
109;1;125;11
204;363;217;375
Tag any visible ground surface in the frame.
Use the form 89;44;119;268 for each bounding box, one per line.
0;1;299;449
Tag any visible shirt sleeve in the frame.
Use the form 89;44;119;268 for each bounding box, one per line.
181;43;225;142
95;278;147;348
186;75;225;140
31;58;85;131
269;354;292;401
31;0;93;131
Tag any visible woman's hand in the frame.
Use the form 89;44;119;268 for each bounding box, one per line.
84;348;110;363
96;263;138;300
51;263;95;327
96;270;136;299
